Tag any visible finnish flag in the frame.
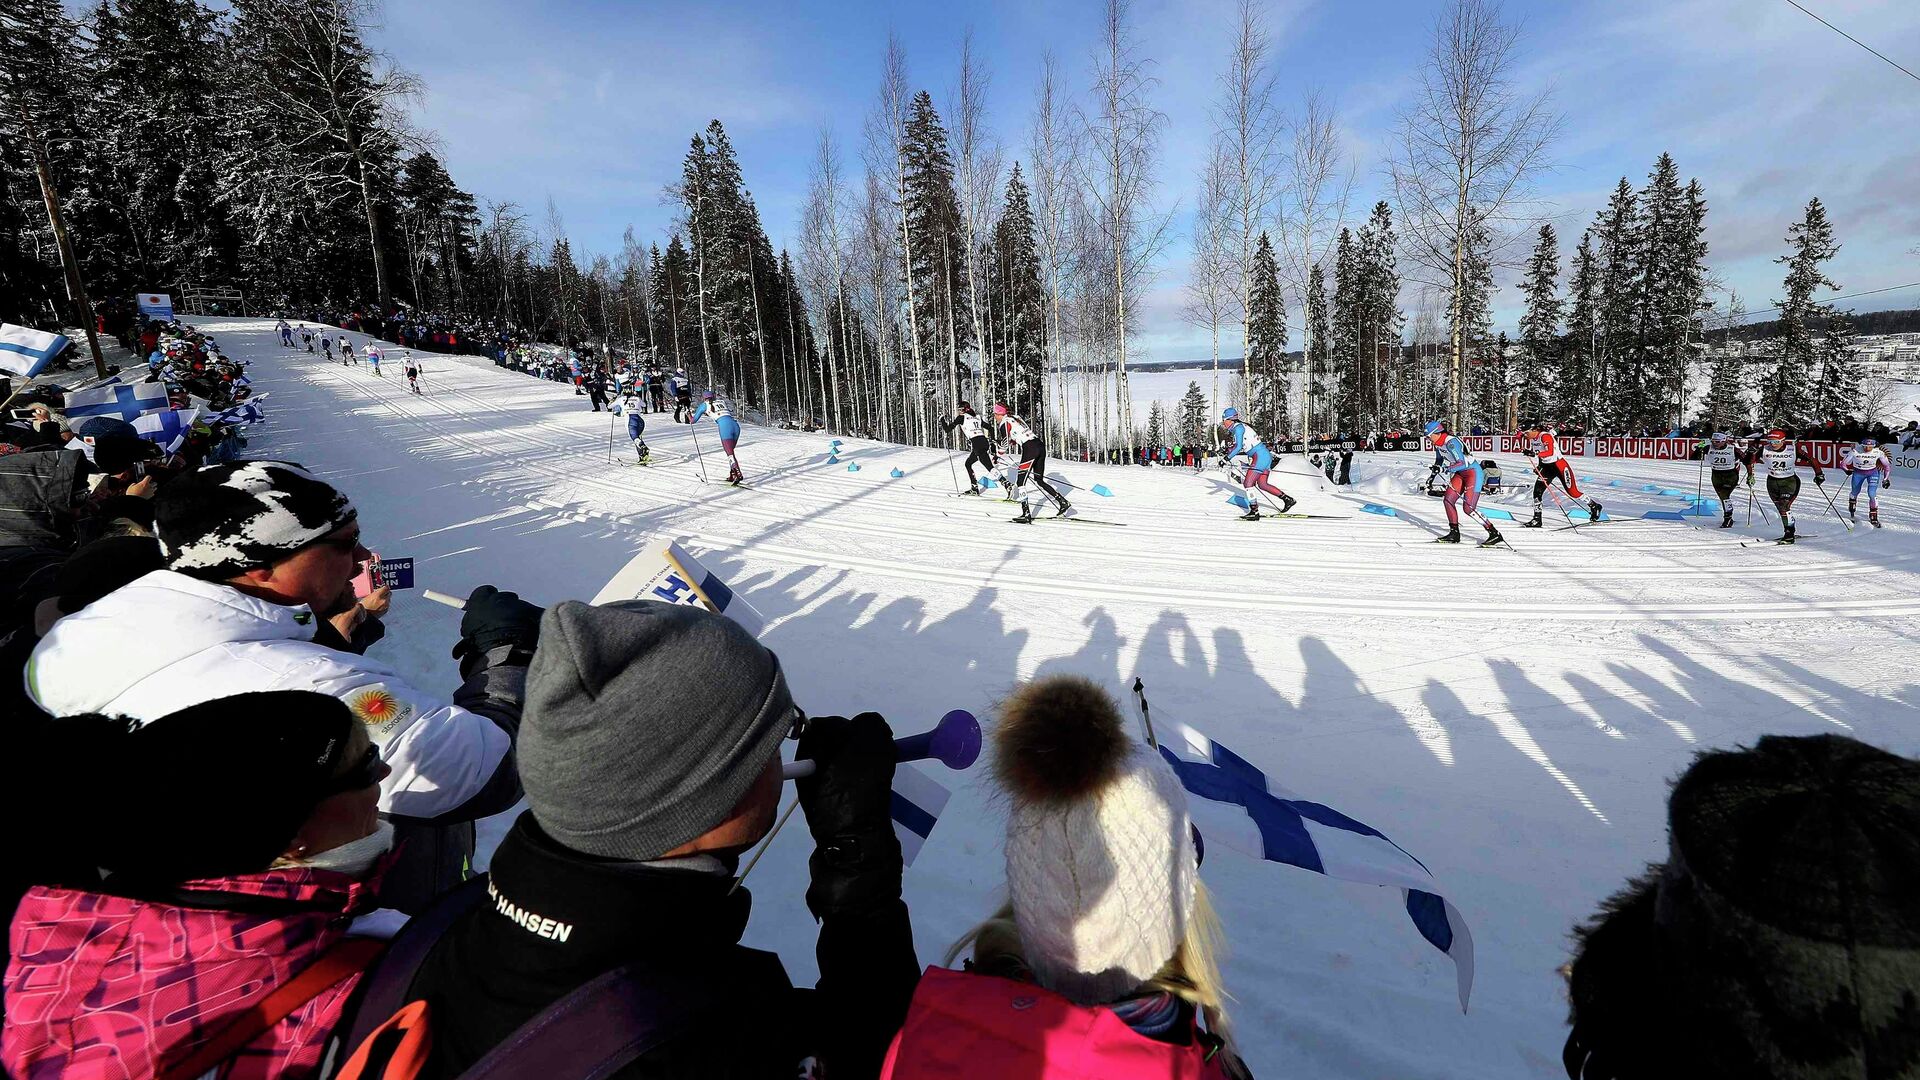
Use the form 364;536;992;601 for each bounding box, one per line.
133;408;197;454
1159;722;1476;1010
63;380;169;422
0;324;69;379
208;394;269;426
889;763;950;867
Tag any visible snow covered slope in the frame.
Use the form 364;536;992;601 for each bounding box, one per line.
206;318;1920;1079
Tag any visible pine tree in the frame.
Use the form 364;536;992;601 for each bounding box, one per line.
1592;178;1641;427
1627;154;1710;431
1145;400;1166;446
1304;263;1331;434
900;91;972;410
1454;210;1495;430
1244;231;1288;434
1515;224;1561;423
1758;198;1841;428
1810;313;1859;424
1354;201;1404;431
1177;380;1210;447
1329;227;1357;425
1560;231;1600;427
988;163;1046;418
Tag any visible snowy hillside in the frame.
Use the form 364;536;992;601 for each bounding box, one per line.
208;318;1920;1079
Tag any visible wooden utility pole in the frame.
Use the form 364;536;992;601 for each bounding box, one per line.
18;103;107;379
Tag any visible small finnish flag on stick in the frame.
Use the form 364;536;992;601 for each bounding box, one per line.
1158;721;1476;1010
889;763;950;867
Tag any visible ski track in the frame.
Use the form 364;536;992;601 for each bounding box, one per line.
211;321;1920;1080
299;358;1920;619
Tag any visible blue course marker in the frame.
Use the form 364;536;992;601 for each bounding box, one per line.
1362;503;1398;517
1092;484;1113;497
847;463;860;472
1482;507;1515;521
889;468;905;478
1641;510;1686;521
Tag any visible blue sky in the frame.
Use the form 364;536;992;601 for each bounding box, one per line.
370;0;1920;359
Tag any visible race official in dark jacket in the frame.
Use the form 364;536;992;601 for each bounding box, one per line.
407;601;919;1079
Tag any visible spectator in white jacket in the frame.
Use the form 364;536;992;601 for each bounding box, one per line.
24;460;540;910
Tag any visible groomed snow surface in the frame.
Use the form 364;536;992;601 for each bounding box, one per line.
207;318;1920;1079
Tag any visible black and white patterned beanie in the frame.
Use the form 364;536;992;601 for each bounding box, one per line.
155;460;357;579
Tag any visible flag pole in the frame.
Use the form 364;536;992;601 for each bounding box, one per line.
16;101;108;381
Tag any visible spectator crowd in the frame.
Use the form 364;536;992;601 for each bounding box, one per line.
0;314;1915;1080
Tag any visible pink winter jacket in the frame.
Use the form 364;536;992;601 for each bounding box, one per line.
879;966;1235;1080
4;866;380;1080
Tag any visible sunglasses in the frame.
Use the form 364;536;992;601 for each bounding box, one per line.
322;742;386;795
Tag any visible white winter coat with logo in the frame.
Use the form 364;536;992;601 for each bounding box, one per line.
25;569;524;905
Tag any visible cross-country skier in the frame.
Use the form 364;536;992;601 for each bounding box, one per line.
339;336;356;365
403;354;421;395
276;319;292;347
940;400;996;494
1520;424;1602;527
1219;406;1295;520
648;367;666;413
300;326;313;352
1700;431;1743;528
669;369;692;422
1745;428;1826;544
1843;437;1891;528
320;335;333;362
692;390;744;484
1427;420;1505;547
366;343;383;377
626;408;650;465
994;404;1071;522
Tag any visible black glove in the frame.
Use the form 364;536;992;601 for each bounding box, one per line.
451;584;543;661
1814;473;1825;486
795;712;901;920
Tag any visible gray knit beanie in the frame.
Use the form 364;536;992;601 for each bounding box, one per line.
519;600;794;860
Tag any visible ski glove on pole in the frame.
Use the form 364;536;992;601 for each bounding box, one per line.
795;712;903;921
451;585;544;663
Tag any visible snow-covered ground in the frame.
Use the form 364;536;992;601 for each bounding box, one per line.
201;318;1920;1079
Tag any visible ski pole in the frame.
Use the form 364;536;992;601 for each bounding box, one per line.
1812;474;1854;533
606;407;616;465
688;421;710;482
1544;480;1579;527
1130;677;1158;747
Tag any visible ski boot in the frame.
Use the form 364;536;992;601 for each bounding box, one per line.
1480;525;1506;548
1434;525;1462;543
1587;500;1604;520
1870;509;1882;529
1521;510;1544;529
1721;509;1734;529
1781;521;1796;545
1054;500;1074;519
1011;509;1034;524
963;483;982;496
1848;499;1857;521
1278;493;1297;514
1240;506;1261;521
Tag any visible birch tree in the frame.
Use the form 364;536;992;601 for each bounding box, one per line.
1387;0;1559;430
1081;0;1172;457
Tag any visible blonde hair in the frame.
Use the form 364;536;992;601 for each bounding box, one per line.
946;880;1250;1078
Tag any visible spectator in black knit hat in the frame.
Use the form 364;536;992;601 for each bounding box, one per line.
1562;734;1920;1079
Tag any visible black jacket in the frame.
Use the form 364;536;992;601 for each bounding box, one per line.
407;813;918;1079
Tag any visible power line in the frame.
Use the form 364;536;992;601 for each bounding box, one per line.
1728;280;1920;324
1782;0;1920;86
